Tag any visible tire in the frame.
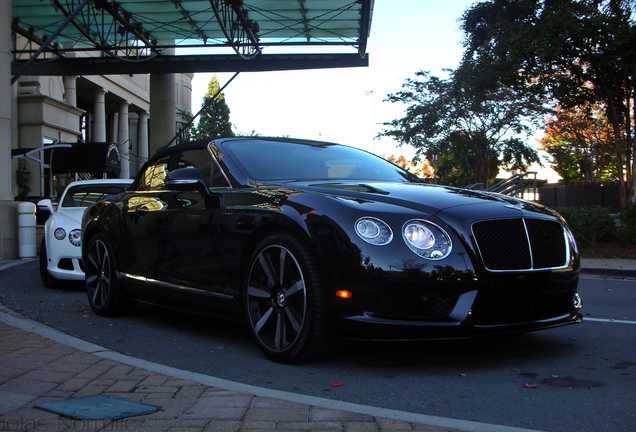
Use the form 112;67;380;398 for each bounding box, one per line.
39;238;60;288
244;232;330;363
84;233;136;316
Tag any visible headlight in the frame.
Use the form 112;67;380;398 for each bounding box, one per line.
54;228;66;240
68;229;81;247
402;220;452;259
354;217;393;245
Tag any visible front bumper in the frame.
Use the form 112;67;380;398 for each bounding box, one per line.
331;268;582;341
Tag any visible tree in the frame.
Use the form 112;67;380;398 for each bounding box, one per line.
383;154;434;179
379;70;543;187
539;104;618;182
191;75;234;139
458;0;636;204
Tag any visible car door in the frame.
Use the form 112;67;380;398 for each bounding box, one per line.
125;147;230;299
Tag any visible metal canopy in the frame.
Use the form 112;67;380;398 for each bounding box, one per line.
11;0;373;77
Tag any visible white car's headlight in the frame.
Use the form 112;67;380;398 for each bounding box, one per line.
69;229;81;247
402;220;452;259
54;228;66;240
354;217;393;245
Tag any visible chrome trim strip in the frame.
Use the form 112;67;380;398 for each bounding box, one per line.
118;272;233;299
521;219;534;270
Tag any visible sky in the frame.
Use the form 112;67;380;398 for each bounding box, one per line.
189;1;557;181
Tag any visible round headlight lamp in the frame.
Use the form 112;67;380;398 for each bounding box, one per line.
354;217;393;245
69;229;82;247
402;220;452;259
54;228;66;241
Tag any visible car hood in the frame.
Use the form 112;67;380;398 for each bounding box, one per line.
53;207;87;225
277;181;558;221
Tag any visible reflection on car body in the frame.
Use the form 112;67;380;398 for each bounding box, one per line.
81;137;582;363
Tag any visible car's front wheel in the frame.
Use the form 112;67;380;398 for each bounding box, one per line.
244;232;330;363
84;233;135;316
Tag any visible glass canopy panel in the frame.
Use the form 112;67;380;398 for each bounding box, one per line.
11;0;371;54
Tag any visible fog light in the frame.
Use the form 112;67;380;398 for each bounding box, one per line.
573;293;582;309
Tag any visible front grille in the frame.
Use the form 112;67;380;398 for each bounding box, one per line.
472;219;568;271
373;287;459;320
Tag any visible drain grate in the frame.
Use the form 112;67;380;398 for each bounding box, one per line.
35;395;161;420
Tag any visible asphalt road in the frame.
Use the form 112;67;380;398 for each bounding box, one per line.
1;260;635;432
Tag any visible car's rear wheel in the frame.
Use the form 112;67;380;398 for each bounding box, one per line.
85;233;135;316
39;238;60;288
244;232;330;363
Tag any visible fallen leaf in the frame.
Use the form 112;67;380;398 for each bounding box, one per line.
332;382;343;387
459;373;467;377
523;383;538;389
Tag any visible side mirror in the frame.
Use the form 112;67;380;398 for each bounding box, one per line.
37;199;54;214
165;167;208;195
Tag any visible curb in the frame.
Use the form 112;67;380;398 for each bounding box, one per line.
0;304;545;432
580;268;636;277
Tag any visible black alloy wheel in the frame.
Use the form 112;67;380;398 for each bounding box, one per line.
84;234;135;316
245;232;330;363
39;238;59;288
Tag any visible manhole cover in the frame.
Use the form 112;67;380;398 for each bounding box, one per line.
35;395;161;420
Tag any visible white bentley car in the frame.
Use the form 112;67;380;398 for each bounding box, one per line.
38;179;132;287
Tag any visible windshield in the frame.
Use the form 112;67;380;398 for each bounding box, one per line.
61;183;130;208
224;140;422;183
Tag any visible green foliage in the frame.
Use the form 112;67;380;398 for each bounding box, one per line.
540;104;618;183
191;75;234;140
620;201;636;246
459;0;636;202
380;70;543;187
16;177;31;201
177;108;194;144
556;206;616;246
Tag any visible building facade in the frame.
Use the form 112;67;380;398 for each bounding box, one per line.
0;1;194;259
13;72;193;199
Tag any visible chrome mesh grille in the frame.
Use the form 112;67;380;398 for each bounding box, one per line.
472;219;567;271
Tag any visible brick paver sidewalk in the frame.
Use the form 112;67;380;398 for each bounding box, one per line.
0;322;460;432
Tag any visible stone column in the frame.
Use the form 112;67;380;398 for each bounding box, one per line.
117;101;130;179
137;111;149;171
0;0;18;259
128;112;139;178
63;76;77;107
149;46;176;155
92;88;107;142
0;0;12;201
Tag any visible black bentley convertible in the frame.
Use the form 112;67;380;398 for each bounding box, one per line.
81;137;582;363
